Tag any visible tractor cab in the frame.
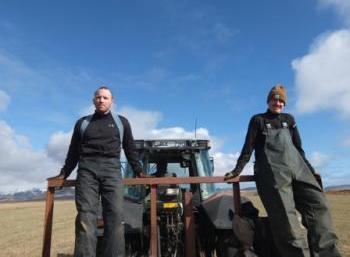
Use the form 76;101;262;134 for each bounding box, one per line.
123;139;215;202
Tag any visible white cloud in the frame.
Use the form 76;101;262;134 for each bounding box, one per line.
212;152;254;176
0;90;10;111
0;105;251;193
211;152;255;190
315;156;350;186
119;106;163;139
150;126;207;139
119;106;228;153
289;0;350;186
292;29;350;117
46;130;73;163
0;120;59;193
309;151;332;169
318;0;350;25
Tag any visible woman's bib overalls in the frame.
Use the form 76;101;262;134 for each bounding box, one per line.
254;122;341;257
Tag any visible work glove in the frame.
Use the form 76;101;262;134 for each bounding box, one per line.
47;169;67;180
224;168;241;181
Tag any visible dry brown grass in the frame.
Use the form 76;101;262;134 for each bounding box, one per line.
0;200;75;257
242;191;350;257
0;193;349;257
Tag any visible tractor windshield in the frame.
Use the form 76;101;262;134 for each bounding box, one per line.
123;148;215;201
123;159;190;201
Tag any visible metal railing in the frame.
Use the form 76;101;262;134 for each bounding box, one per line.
42;175;255;257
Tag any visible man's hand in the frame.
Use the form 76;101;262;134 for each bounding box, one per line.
137;171;151;178
47;174;65;180
224;168;241;181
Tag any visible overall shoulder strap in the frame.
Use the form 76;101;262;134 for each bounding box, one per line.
281;121;289;128
80;115;93;138
112;113;124;146
80;113;124;146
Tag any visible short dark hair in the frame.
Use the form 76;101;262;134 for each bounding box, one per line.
94;85;113;98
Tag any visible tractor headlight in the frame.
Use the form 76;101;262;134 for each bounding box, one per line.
165;188;180;196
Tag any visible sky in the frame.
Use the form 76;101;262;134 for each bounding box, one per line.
0;0;350;193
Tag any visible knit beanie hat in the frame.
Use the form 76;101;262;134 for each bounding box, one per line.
267;84;287;105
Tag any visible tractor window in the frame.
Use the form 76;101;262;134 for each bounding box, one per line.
148;162;190;191
123;161;191;200
195;151;216;199
148;162;189;177
123;162;143;201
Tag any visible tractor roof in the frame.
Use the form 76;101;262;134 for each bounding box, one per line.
134;139;210;152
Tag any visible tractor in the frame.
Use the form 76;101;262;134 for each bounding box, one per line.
111;139;276;257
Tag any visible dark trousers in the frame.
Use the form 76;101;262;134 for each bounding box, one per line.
74;158;125;257
255;167;341;257
255;128;341;257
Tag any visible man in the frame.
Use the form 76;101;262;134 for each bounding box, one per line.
225;84;342;257
50;86;147;257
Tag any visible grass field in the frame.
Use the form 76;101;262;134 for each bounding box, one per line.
0;193;349;257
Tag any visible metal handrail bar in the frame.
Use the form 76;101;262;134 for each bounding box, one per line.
42;175;255;257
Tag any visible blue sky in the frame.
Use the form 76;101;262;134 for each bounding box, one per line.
0;0;349;192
